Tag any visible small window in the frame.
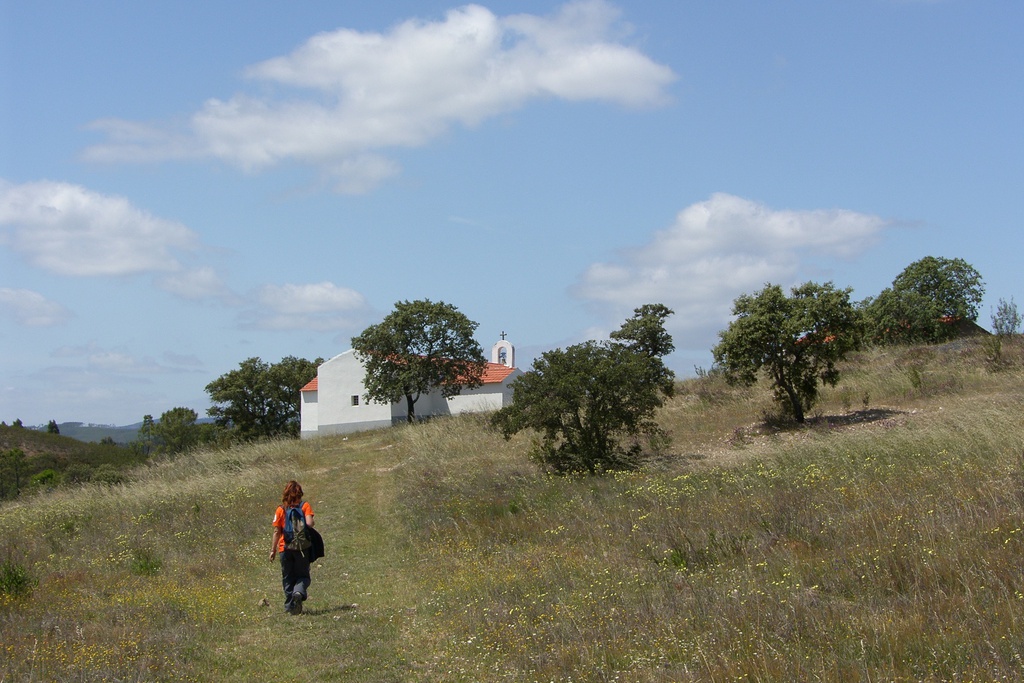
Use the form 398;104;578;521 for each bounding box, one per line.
351;395;360;406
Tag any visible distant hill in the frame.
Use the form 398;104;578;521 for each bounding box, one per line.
0;422;146;479
18;418;216;445
52;422;142;444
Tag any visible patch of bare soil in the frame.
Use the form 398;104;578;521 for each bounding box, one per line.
677;407;911;469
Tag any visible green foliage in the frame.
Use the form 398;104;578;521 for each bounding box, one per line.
864;256;985;346
152;406;201;454
61;463;93;484
128;548;163;576
0;425;151;499
30;468;59;489
352;299;487;423
713;281;860;423
0;560;34;598
90;463;126;485
991;297;1021;337
893;256;984;322
861;288;945;345
0;447;28;499
609;303;675;359
137;414;156;456
493;305;675;474
46;420;59;435
205;355;320;440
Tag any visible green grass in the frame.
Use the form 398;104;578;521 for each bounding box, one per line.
2;337;1023;681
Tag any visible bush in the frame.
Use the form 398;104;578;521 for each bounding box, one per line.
992;297;1021;337
62;463;93;484
129;548;163;576
30;469;59;489
91;464;126;485
0;560;34;598
493;312;675;475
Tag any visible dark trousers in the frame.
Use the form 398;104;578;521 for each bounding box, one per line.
280;549;311;608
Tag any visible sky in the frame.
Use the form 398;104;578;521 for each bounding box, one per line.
1;1;1021;427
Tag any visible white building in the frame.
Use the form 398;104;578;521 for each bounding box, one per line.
300;337;522;438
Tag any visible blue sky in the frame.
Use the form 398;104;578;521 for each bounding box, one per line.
1;1;1021;426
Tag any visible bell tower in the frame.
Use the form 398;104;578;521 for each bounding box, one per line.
491;331;515;368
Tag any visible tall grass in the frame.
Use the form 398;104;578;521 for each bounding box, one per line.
388;339;1024;681
2;337;1023;681
0;438;310;681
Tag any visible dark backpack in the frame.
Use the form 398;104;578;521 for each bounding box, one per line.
283;503;312;552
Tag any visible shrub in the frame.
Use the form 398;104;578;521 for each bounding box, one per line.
62;463;93;484
30;469;59;489
91;463;126;485
992;297;1021;337
493;307;675;475
129;548;163;576
0;560;34;598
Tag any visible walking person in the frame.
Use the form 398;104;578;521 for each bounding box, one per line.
270;480;315;614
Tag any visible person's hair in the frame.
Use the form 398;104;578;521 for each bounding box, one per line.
282;480;303;507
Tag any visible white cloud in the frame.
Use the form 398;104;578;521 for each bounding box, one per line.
82;1;675;193
323;155;403;195
574;193;889;345
156;266;236;302
162;351;204;369
0;179;197;276
0;288;72;327
244;281;370;331
52;342;164;375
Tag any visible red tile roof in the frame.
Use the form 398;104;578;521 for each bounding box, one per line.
300;361;514;393
480;362;516;384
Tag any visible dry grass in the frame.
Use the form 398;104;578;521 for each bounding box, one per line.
2;337;1023;681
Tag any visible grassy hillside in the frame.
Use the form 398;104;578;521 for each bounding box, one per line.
2;338;1023;681
0;424;149;496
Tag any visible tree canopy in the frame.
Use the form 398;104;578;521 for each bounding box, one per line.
863;256;985;345
492;305;675;474
713;282;860;423
860;288;949;346
351;299;487;423
152;407;200;454
610;303;676;360
893;256;984;322
205;355;320;440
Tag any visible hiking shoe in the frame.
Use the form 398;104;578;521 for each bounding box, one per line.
291;592;304;614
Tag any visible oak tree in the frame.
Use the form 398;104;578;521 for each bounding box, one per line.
492;305;675;474
205;356;320;439
152;407;200;454
351;299;487;423
863;256;984;344
713;282;859;423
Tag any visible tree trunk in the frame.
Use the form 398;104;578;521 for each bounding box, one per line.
773;367;805;423
785;385;805;423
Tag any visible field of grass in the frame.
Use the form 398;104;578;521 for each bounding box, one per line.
2;338;1023;681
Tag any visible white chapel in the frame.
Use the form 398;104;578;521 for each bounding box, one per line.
299;336;522;438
